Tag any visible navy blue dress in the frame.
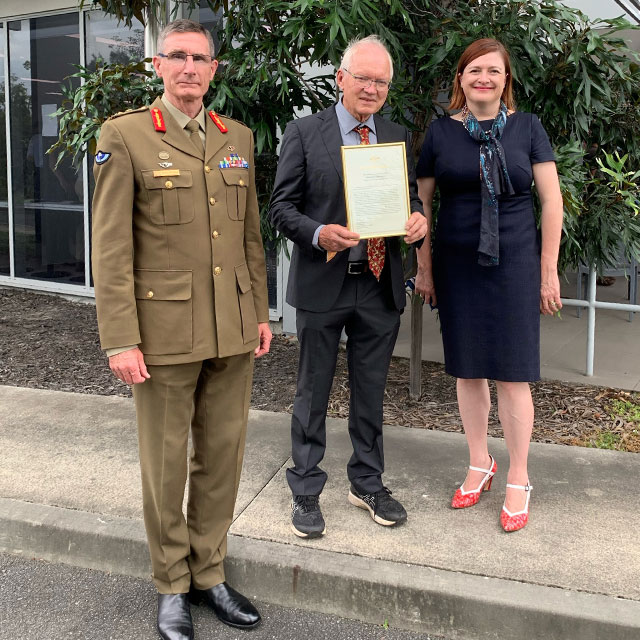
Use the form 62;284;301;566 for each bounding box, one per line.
416;112;555;381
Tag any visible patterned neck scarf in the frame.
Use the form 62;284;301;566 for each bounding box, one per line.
462;101;514;267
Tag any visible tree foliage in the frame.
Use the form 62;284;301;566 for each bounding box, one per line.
213;0;640;272
64;0;640;271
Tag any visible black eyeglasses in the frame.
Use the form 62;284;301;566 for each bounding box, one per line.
157;51;213;66
342;68;391;90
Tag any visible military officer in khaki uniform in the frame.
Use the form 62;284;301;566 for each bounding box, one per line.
91;19;271;640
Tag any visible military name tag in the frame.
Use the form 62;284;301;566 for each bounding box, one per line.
153;169;181;177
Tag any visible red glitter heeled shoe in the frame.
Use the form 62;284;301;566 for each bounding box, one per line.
451;455;497;509
501;483;533;532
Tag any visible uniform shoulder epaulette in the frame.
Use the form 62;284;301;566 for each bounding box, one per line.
108;106;150;121
213;113;246;127
209;113;252;137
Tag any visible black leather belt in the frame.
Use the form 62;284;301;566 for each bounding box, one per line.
347;261;368;275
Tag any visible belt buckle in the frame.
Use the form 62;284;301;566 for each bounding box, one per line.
347;261;366;275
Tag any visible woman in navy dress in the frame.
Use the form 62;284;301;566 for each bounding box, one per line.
415;39;563;532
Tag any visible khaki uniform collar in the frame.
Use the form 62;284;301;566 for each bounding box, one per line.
161;94;206;133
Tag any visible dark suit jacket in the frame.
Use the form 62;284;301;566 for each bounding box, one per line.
269;105;423;313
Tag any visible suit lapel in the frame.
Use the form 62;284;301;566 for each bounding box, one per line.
320;110;397;183
319;106;344;183
373;114;394;144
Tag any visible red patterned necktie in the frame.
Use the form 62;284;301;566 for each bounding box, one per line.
355;124;385;280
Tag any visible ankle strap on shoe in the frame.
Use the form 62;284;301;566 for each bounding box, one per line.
506;483;532;491
468;455;496;475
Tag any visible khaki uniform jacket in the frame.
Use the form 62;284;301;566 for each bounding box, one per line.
92;97;269;365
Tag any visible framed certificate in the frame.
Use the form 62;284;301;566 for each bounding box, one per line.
341;141;410;238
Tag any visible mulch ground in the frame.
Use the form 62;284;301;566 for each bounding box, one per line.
1;287;638;452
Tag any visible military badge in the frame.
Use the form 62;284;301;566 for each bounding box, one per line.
218;153;249;169
95;151;111;165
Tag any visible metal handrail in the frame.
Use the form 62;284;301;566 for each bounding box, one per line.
561;265;640;376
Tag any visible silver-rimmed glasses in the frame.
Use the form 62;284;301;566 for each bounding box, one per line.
157;51;213;66
342;68;391;90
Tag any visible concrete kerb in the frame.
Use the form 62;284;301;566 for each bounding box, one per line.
0;498;149;578
2;497;640;640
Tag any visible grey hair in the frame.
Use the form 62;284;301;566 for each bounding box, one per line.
339;35;394;81
157;19;215;58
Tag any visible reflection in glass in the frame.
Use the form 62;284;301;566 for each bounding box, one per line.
85;10;143;70
85;10;144;287
9;14;84;284
0;26;9;275
199;1;223;57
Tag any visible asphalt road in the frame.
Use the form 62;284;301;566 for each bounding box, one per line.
0;553;445;640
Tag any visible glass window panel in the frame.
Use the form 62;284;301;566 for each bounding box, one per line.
85;10;143;70
0;25;8;275
9;14;84;284
199;0;223;57
84;10;144;287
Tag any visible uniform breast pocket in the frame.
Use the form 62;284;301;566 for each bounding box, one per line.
141;170;195;225
221;169;249;220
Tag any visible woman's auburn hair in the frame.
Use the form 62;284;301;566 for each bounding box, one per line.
448;38;515;111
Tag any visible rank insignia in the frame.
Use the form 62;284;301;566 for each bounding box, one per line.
95;151;111;165
151;108;166;132
208;111;228;133
218;153;249;169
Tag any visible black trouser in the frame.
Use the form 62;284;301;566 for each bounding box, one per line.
286;270;400;496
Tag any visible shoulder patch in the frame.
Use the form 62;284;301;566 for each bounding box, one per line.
108;106;150;121
95;151;111;165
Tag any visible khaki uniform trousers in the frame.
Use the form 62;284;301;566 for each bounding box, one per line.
132;352;253;594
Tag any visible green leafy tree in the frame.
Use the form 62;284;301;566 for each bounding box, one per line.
61;0;640;395
66;0;640;271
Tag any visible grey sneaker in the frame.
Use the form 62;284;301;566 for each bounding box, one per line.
348;485;407;526
291;495;326;538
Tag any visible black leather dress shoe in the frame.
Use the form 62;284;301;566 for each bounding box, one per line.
189;582;261;629
157;593;194;640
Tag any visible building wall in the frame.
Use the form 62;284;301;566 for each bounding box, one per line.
0;2;77;20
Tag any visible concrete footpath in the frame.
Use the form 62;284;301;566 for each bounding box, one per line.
1;385;639;640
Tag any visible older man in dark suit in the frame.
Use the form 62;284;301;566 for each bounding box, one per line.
269;35;427;539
